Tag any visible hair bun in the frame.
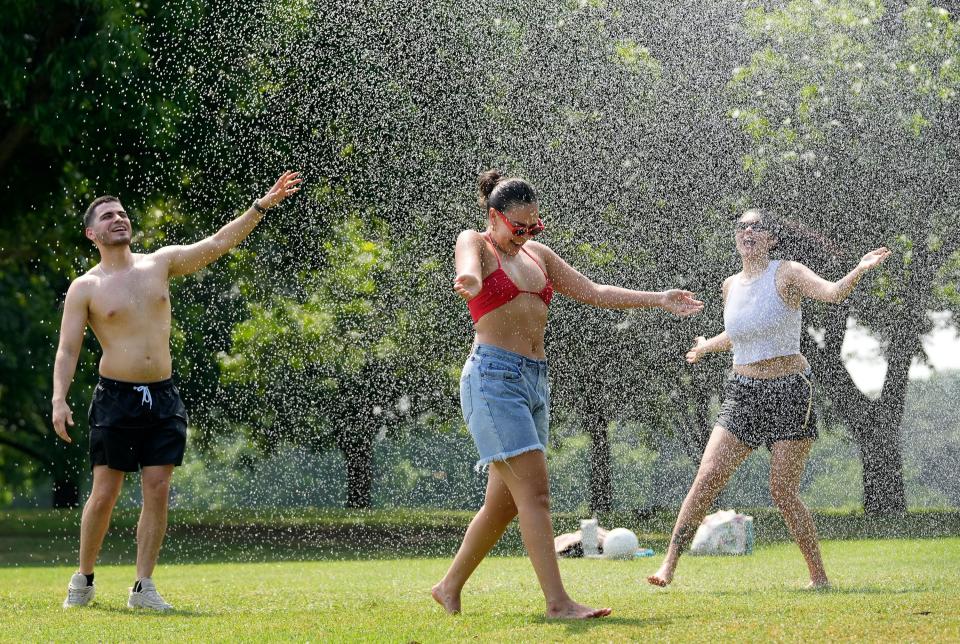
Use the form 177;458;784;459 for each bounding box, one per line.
477;169;504;202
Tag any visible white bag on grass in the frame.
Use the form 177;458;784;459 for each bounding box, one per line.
690;509;754;555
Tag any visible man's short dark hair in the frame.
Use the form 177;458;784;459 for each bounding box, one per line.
84;196;121;228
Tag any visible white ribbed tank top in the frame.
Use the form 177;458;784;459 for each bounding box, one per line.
724;260;802;366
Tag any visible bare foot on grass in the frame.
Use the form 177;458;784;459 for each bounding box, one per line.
431;582;461;614
546;599;612;619
647;563;674;587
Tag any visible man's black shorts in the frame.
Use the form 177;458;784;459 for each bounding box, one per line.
716;370;817;450
88;377;188;472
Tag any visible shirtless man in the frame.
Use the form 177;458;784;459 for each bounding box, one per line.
53;171;301;610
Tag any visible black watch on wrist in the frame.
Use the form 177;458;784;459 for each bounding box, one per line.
252;200;268;215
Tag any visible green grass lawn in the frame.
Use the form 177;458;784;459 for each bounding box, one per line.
2;529;958;641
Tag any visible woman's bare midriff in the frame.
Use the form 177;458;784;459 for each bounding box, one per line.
473;297;548;360
733;353;810;379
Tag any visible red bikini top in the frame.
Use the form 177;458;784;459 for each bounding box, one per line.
467;234;554;323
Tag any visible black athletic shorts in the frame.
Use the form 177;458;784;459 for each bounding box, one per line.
88;377;188;472
716;370;817;450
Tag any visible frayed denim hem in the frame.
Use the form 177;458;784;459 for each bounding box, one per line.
474;444;546;473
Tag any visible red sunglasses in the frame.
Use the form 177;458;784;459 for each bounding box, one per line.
494;209;545;237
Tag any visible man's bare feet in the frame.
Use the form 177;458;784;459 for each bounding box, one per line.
546;599;612;619
431;582;461;614
647;563;674;587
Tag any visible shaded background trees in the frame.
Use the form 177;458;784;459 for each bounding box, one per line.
0;0;190;506
1;0;957;515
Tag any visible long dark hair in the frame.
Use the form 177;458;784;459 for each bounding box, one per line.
744;208;844;268
478;169;537;213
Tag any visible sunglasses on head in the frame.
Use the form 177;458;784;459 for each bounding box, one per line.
735;220;768;232
494;209;545;237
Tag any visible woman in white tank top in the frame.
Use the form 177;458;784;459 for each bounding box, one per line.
648;208;890;590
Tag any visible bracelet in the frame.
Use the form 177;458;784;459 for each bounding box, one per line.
252;200;268;215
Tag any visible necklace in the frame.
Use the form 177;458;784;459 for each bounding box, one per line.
486;233;519;257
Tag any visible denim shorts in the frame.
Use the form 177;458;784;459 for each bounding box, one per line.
460;343;550;470
716;370;817;450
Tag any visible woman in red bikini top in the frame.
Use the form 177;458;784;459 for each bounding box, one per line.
453;171;704;360
431;170;704;621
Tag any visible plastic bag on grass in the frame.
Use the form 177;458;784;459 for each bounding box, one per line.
690;509;754;555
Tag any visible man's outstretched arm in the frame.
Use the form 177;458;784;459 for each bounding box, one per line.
160;171;302;277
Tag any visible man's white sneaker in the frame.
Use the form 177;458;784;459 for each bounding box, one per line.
127;577;173;611
63;572;95;608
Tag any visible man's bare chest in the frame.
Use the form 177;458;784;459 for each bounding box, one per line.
88;269;171;326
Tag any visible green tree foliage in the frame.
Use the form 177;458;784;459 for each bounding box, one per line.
218;214;432;508
728;0;960;514
210;0;741;510
0;0;291;504
0;0;188;505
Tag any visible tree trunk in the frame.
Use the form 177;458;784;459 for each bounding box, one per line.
587;413;612;514
858;230;933;515
814;339;909;515
342;444;373;509
859;304;920;515
0;121;31;175
804;305;910;516
859;434;906;515
674;369;715;462
52;478;80;508
804;221;938;516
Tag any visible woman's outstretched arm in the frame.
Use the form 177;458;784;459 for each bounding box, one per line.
786;247;891;304
687;277;734;363
685;332;733;364
536;242;703;316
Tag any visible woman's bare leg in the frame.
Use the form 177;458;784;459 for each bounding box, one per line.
432;466;518;613
769;438;829;588
496;450;609;618
435;449;610;618
648;426;753;586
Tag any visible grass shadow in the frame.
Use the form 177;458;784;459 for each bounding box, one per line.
785;586;926;596
86;605;212;616
535;615;676;631
697;585;927;598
